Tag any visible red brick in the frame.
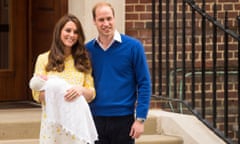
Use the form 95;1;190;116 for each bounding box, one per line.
126;13;139;20
135;5;146;11
126;5;134;12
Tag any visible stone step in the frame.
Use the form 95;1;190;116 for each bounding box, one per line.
137;113;184;144
136;134;183;144
0;135;182;144
0;139;39;144
0;135;183;144
143;115;158;134
0;108;183;144
0;108;41;140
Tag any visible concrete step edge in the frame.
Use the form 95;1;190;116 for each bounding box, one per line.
0;108;41;123
136;134;183;144
0;139;39;144
144;116;158;134
0;122;40;139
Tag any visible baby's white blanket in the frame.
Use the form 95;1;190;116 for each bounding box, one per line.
43;76;98;144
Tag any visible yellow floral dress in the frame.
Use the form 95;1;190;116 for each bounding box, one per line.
32;52;96;144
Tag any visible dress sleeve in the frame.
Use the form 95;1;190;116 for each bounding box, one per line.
83;72;96;102
31;53;48;103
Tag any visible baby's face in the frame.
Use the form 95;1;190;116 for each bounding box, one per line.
36;74;48;81
40;75;48;81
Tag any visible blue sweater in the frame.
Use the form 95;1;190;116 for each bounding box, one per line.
86;34;151;119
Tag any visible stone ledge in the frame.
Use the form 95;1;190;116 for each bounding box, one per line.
149;109;226;144
0;108;41;140
136;134;183;144
0;139;39;144
0;108;41;123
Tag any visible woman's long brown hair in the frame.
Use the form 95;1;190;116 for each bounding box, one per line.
45;14;91;73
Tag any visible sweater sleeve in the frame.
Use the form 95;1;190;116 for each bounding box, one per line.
83;72;96;102
31;53;48;103
133;40;152;119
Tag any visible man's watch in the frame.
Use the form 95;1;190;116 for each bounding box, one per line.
136;118;145;123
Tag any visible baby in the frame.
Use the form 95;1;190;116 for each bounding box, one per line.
29;75;48;91
29;75;98;144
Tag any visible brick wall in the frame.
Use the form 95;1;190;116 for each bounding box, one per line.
125;0;157;107
125;0;240;142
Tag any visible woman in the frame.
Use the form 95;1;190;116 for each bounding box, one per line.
31;14;97;144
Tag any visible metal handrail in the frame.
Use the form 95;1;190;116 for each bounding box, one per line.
151;95;233;144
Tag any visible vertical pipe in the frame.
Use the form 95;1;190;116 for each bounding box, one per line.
201;0;206;118
191;1;196;109
224;11;229;137
212;3;217;128
159;0;163;96
152;0;156;95
182;0;186;100
166;0;170;98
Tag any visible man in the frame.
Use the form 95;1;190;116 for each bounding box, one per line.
86;2;151;144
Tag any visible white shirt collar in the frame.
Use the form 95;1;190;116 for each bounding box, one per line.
95;30;122;50
113;30;122;43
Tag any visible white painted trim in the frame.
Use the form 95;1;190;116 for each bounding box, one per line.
68;0;125;42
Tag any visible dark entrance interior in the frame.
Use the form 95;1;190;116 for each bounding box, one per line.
0;0;67;104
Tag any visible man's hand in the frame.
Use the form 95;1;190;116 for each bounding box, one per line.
129;120;144;139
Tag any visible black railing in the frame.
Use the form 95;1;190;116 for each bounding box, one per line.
151;0;240;143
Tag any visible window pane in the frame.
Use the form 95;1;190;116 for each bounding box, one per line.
0;0;9;69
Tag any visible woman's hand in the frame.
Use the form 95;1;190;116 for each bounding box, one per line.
64;86;83;102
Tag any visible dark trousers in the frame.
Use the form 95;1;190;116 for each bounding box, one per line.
93;115;135;144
